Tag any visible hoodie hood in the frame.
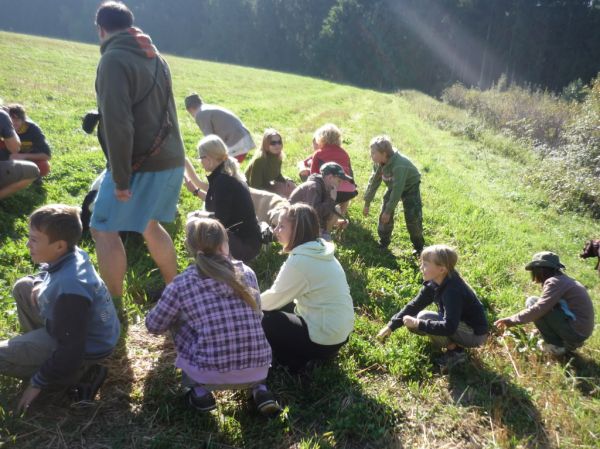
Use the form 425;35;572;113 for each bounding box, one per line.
290;239;335;261
100;27;158;59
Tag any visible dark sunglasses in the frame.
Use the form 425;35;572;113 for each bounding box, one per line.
270;140;283;145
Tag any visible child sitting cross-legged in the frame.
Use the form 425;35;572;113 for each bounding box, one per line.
145;217;281;416
377;245;489;370
0;205;120;414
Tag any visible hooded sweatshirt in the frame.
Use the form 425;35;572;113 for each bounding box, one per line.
96;27;185;190
261;239;354;345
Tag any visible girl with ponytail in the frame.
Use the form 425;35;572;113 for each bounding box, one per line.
184;135;262;262
145;217;281;416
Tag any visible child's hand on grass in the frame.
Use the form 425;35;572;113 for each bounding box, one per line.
494;318;514;330
16;385;41;415
376;325;392;342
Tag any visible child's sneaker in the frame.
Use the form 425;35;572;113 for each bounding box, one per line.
186;389;217;412
253;390;282;417
436;348;467;373
538;341;567;356
71;364;108;402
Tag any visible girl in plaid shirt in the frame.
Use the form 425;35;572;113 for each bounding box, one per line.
145;217;281;415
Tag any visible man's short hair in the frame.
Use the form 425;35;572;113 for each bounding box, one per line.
29;204;83;249
185;93;203;110
96;1;134;32
7;104;26;122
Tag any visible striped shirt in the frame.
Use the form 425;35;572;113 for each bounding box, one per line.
146;261;271;372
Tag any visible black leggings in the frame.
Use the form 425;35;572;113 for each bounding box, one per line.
262;306;347;372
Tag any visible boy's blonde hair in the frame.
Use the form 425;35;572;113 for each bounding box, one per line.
29;204;82;250
314;123;342;147
197;134;246;183
421;244;458;274
370;135;395;158
185;217;258;311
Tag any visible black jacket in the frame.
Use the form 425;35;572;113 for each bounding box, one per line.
388;272;488;336
206;163;261;242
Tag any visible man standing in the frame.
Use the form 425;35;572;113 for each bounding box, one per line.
184;93;255;162
91;2;185;305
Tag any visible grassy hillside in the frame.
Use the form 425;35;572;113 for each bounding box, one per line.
1;31;599;449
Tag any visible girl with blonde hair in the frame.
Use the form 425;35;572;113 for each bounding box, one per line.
307;124;357;215
184;135;261;262
146;217;281;415
245;128;296;197
377;244;488;370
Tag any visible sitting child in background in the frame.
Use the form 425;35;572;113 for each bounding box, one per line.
377;245;488;370
6;103;52;179
245;128;296;198
289;162;350;240
145;217;281;416
0;205;120;413
363;135;424;254
308;124;357;215
0;104;39;200
495;252;594;356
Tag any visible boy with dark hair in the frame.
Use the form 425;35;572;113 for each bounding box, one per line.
6;103;52;178
0;205;120;413
289;162;350;239
363;135;424;254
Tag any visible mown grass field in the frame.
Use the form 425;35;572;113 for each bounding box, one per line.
1;31;599;449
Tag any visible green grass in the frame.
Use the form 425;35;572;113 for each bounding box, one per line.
1;31;599;448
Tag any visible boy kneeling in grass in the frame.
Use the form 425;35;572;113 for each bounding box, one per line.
495;252;594;356
363;135;424;254
377;245;488;369
0;205;120;413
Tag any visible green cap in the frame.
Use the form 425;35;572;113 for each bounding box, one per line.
525;251;565;271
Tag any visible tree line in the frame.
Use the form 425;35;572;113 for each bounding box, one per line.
2;0;599;94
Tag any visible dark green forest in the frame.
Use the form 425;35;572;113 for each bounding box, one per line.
2;0;599;93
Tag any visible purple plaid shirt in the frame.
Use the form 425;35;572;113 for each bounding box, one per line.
146;261;271;372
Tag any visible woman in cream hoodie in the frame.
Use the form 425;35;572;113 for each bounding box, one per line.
261;203;354;371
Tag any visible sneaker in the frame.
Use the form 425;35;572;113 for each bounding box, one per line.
436;349;467;373
71;364;108;401
186;389;217;412
253;390;282;417
377;240;390;249
538;341;567;356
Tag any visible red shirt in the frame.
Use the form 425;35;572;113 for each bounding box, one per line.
309;144;355;192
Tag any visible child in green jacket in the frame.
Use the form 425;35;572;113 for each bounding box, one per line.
363;135;424;254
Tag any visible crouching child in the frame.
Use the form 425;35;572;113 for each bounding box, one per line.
0;205;120;413
377;245;488;370
145;217;281;416
495;252;594;356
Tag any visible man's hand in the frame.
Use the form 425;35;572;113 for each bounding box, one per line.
114;188;132;202
363;206;370;217
380;212;391;225
16;386;41;415
402;315;420;331
376;325;392;342
494;318;514;330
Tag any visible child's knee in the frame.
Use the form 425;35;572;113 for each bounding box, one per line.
12;276;35;303
525;296;539;308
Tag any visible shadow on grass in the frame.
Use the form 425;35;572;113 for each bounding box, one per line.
447;359;553;449
0;329;136;448
565;352;600;398
0;182;47;243
138;337;401;449
337;221;402;271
